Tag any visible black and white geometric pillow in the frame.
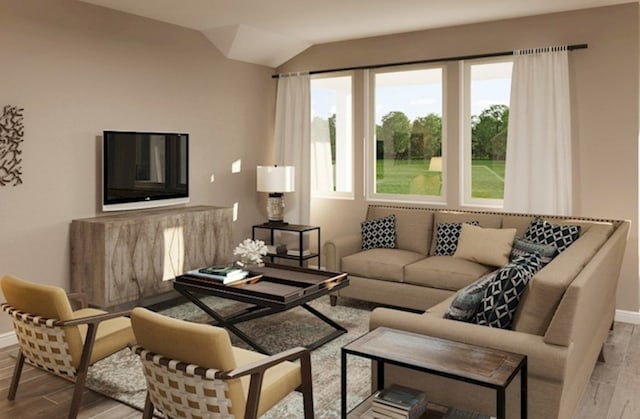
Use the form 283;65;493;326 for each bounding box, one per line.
474;252;542;329
509;237;558;267
361;214;396;250
524;218;581;254
445;269;499;322
434;221;480;256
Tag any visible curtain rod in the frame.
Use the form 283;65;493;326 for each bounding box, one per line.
272;43;588;78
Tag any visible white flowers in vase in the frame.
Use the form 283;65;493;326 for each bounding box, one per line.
233;238;268;267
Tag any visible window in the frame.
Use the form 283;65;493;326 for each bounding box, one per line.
462;59;513;205
369;66;444;201
310;74;353;197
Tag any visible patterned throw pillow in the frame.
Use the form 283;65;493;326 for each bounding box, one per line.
434;221;480;256
474;252;542;329
509;237;557;267
524;218;580;254
361;214;396;250
444;270;499;322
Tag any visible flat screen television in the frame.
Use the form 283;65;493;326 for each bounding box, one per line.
102;130;189;212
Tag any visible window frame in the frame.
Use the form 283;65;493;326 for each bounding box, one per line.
365;64;447;204
460;57;513;208
310;71;355;200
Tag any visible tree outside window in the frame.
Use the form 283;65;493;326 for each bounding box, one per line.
372;67;444;198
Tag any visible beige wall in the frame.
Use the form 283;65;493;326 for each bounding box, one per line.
1;0;637;341
0;0;276;334
279;4;640;311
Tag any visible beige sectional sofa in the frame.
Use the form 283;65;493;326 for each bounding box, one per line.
324;204;629;419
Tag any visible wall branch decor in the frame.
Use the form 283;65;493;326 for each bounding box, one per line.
0;105;25;187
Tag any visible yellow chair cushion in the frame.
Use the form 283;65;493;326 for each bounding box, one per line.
1;275;74;319
131;307;237;369
1;275;85;367
132;307;246;416
131;307;302;418
233;346;302;416
73;308;134;365
2;275;134;369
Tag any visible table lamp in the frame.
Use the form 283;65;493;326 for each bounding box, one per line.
257;165;295;224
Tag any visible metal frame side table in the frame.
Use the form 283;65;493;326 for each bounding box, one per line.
252;223;320;268
341;327;527;419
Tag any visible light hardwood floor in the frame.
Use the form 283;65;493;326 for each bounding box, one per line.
0;322;637;418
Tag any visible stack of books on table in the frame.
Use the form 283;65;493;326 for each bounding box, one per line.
287;248;311;257
188;266;251;285
365;384;428;419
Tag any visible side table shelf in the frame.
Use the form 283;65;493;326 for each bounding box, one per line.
252;223;320;268
348;394;494;419
341;327;526;419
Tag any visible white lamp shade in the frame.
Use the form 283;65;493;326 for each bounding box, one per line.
257;166;295;193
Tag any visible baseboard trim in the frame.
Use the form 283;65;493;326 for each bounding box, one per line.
615;309;640;325
0;331;17;349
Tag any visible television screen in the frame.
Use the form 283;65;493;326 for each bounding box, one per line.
103;131;189;211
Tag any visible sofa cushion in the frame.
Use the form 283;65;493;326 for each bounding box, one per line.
513;223;614;335
510;237;557;267
426;294;456;317
342;248;425;283
454;224;516;267
444;269;499;322
475;252;542;329
500;216;535;238
361;214;396;250
367;206;433;255
502;215;604;238
429;212;503;256
434;221;480;256
524;218;580;254
404;256;493;291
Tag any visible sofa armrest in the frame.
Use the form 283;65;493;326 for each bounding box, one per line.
323;232;362;271
369;307;569;382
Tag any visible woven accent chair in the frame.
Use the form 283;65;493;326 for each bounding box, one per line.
130;307;314;419
0;275;134;419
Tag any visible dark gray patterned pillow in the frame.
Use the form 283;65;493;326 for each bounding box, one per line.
474;252;542;329
524;218;580;254
510;237;557;267
434;221;480;256
361;214;396;250
444;270;499;322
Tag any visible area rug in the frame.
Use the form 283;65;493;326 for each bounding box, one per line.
85;295;375;418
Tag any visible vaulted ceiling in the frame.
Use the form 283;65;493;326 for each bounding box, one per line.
79;0;633;67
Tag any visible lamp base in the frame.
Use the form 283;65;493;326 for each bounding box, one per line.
266;193;286;224
262;220;289;226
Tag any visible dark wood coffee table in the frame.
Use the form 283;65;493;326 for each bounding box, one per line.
342;327;527;419
173;263;349;354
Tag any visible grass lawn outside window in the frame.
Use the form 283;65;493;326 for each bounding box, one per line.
375;159;505;199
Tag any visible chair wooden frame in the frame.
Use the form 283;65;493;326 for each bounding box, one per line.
2;294;131;419
131;344;314;419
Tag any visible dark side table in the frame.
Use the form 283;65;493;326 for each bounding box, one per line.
174;264;348;354
252;223;320;268
341;327;527;419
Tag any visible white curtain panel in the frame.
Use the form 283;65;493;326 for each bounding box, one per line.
274;73;311;224
503;47;572;215
310;117;335;194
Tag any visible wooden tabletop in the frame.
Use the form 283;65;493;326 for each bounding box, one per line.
343;327;525;387
175;263;348;304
